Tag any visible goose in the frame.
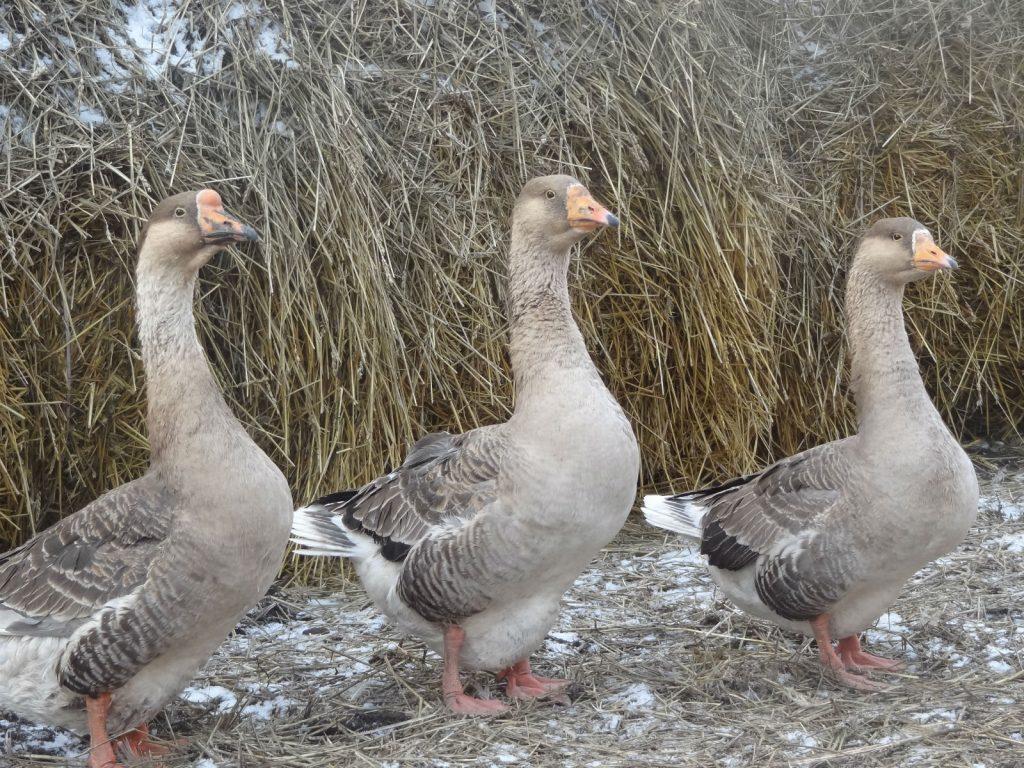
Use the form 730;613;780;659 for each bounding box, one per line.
643;218;978;690
0;190;293;766
292;175;639;715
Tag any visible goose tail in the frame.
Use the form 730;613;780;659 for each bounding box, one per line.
290;491;364;559
641;494;706;540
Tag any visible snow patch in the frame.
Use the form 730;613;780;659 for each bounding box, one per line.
122;0;189;78
181;685;238;713
783;728;819;751
477;0;510;29
0;718;82;755
115;0;297;81
77;105;106;125
610;682;655;710
487;744;527;764
864;610;912;645
241;694;295;720
991;532;1024;553
258;22;297;68
0;105;30;144
909;708;959;723
656;544;706;568
980;492;1023;521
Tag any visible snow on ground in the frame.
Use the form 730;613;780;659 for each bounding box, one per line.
0;717;79;757
2;450;1023;766
109;0;298;82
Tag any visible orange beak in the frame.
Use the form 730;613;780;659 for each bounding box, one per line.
566;184;619;231
196;189;260;244
912;231;957;271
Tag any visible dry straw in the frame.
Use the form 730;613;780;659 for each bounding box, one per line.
0;0;1021;562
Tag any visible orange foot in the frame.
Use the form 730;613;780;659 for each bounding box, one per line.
837;636;904;672
115;724;188;759
827;662;886;691
498;660;571;702
88;747;123;768
444;693;509;715
810;616;887;692
440;625;508;716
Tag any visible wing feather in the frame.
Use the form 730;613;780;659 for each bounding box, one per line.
686;439;856;620
0;477;176;695
294;427;503;564
0;479;171;634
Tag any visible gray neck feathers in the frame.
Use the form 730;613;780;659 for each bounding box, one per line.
506;223;597;407
136;253;242;467
845;262;938;440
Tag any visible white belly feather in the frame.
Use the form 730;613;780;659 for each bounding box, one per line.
356;546;566;672
712;563;916;640
0;635;83;732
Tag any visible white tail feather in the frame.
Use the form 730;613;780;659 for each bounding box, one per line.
641;494;705;540
290;505;362;559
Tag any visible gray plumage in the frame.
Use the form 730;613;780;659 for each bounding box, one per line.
674;440;855;620
644;217;978;654
0;190;293;735
294;429;507;622
293;176;640;687
0;478;175;696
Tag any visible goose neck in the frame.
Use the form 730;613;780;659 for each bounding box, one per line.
136;261;239;464
845;265;938;440
506;228;595;409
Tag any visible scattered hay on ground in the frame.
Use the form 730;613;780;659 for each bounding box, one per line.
4;447;1022;767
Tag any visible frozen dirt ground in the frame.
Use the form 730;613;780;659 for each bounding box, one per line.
3;443;1023;767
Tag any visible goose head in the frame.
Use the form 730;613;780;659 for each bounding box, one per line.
857;217;957;286
138;189;260;274
513;175;619;251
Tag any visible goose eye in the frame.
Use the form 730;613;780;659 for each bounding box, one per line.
544;190;555;200
174;207;186;218
891;232;902;241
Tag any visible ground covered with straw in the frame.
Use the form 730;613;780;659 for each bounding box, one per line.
2;2;1023;761
4;445;1022;767
1;0;1023;556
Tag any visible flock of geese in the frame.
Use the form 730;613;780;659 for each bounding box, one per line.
0;177;977;765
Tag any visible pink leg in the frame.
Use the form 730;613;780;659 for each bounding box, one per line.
497;659;570;701
837;635;903;671
85;694;124;768
441;625;508;715
809;616;884;692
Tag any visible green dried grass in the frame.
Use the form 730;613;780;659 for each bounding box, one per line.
0;0;1021;569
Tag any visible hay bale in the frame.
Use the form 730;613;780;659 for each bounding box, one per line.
0;0;1020;558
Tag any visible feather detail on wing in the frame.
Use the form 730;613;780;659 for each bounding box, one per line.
0;478;177;695
290;491;362;558
654;439;857;621
291;428;503;564
0;479;170;639
642;493;709;539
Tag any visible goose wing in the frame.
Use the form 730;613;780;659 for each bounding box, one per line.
0;477;176;694
292;427;504;563
689;438;857;621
